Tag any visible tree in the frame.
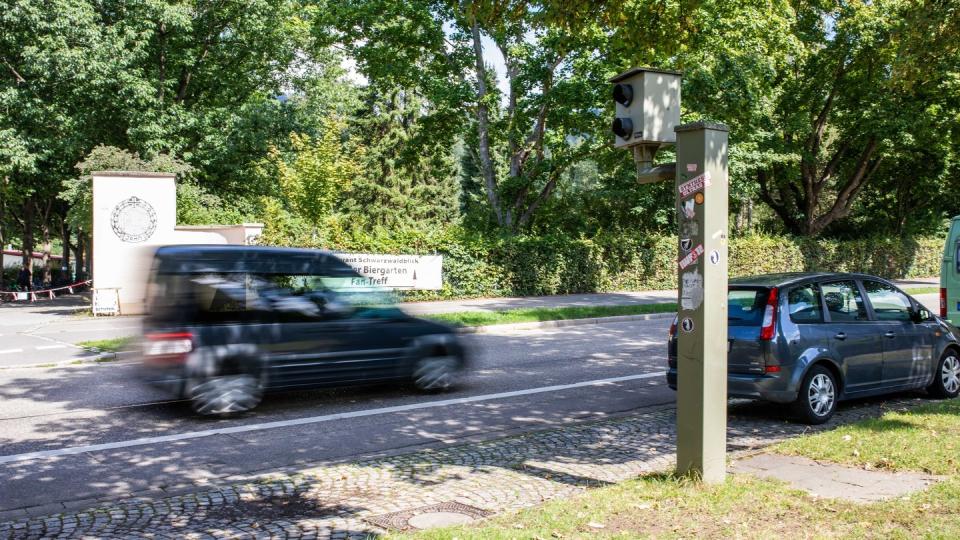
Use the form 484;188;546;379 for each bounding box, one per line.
712;0;960;236
259;119;362;234
347;89;461;230
325;0;623;232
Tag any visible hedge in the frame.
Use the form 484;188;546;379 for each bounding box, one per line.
272;227;944;301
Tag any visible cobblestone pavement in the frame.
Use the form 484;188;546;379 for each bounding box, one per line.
0;395;928;539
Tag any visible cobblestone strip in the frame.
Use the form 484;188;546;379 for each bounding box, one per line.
0;396;927;539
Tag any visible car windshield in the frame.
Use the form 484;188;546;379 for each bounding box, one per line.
727;288;767;326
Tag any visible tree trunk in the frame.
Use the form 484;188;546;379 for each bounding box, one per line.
61;221;71;281
84;232;92;282
40;219;52;285
75;232;85;282
21;199;34;288
469;20;509;228
0;177;5;252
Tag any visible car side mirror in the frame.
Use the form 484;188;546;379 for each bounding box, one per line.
912;307;930;323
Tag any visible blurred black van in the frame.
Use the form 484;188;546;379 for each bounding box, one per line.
139;245;466;414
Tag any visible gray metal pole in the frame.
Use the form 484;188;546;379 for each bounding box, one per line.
673;121;729;484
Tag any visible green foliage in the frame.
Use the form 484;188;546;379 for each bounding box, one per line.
347;89;461;230
60;145;194;233
261;120;361;230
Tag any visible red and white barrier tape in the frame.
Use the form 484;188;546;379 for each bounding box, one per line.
0;280;92;301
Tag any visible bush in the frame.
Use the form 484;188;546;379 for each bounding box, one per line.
260;227;944;300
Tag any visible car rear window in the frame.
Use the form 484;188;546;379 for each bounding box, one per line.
728;288;767;326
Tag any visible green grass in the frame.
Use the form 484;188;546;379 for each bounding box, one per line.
398;400;960;539
904;286;940;295
76;336;136;352
425;303;677;327
774;399;960;475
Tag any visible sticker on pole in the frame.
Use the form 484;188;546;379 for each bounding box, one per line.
681;269;704;310
680;317;695;333
680;238;692;253
678;244;704;270
678;171;712;198
709;250;721;265
686;163;698;172
681;198;696;219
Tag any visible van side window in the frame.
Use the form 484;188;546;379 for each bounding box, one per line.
821;281;868;322
788;284;822;323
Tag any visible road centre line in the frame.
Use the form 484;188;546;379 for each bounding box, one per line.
35;344;67;350
0;349;23;355
0;371;666;465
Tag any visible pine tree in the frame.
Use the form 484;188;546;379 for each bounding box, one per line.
348;89;460;231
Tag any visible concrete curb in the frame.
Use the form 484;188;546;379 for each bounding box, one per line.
0;350;137;370
456;312;676;334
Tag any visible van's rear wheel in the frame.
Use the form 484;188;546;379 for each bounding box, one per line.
792;365;837;425
188;374;263;415
928;351;960;399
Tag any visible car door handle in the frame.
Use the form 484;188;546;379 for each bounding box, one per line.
834;332;846;341
884;331;896;338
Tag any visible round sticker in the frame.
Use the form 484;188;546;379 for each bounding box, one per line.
680;317;694;333
709;250;720;265
694;192;704;204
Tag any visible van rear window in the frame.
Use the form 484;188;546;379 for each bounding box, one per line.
728;288;766;326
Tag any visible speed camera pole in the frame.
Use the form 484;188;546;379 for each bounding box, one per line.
673;122;729;483
610;68;729;483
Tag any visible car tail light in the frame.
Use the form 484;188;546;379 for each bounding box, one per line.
760;287;779;341
764;365;781;373
669;315;678;337
144;332;193;359
941;288;947;318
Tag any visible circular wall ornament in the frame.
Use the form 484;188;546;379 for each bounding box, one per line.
110;196;157;243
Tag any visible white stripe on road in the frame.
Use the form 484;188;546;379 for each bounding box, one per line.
0;371;666;465
35;345;67;350
0;349;23;355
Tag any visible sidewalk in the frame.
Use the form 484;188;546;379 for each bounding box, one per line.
0;395;928;539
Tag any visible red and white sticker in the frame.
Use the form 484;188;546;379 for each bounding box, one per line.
678;171;712;198
678;244;704;270
686;163;698;172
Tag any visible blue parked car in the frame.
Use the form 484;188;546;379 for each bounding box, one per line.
668;273;960;424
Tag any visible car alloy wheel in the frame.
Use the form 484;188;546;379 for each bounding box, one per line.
189;374;263;415
942;355;960;395
413;356;458;391
807;373;835;417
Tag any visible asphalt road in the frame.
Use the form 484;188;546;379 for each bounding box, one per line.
0;317;676;514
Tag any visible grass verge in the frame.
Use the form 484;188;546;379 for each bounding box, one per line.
76;336;136;352
904;286;940;295
425;303;676;327
398;399;960;539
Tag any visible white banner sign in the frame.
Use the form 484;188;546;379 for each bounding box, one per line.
334;253;443;290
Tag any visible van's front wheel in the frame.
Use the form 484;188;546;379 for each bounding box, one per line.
792;365;837;424
188;373;263;415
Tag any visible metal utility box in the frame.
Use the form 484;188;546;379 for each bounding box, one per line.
609;67;681;148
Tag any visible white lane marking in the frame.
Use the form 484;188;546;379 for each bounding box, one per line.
0;349;24;355
0;371;666;465
35;345;67;350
